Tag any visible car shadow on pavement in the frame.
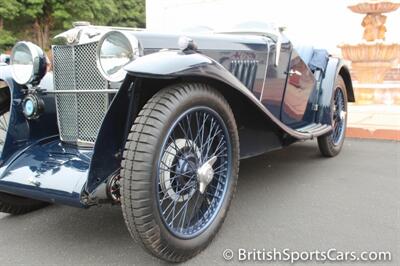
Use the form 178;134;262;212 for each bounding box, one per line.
0;140;372;265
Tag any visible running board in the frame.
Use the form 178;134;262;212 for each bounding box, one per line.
294;123;332;139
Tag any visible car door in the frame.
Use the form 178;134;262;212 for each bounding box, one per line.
260;38;292;119
280;50;316;128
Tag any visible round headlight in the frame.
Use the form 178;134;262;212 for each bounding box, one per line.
97;31;140;82
10;42;46;85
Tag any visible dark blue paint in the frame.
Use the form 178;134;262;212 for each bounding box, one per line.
0;67;58;164
85;79;132;193
260;40;292;119
316;58;355;125
0;137;90;207
280;49;316;128
125;50;326;140
0;30;355;208
0;66;86;207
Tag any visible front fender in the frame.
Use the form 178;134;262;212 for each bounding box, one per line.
0;66;58;163
125;50;319;140
317;58;355;125
0;66;29;162
86;50;338;194
85;77;134;193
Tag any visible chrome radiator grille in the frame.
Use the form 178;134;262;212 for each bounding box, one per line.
53;42;109;145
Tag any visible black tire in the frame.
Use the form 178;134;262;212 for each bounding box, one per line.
0;87;10;152
0;192;49;215
318;76;348;157
121;83;239;262
0;87;10;115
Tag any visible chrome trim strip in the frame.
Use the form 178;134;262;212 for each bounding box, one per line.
76;139;95;148
259;39;271;101
48;89;118;94
218;31;278;42
60;139;95;148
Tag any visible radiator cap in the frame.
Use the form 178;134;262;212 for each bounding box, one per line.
73;21;91;27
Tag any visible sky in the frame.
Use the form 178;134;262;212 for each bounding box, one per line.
146;0;400;55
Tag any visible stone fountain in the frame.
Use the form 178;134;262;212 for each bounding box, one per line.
339;0;400;104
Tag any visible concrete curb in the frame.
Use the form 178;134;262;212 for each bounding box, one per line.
346;127;400;141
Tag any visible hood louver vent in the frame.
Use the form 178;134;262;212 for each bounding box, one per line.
229;60;258;90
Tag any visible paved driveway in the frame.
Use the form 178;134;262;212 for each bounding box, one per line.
0;139;398;265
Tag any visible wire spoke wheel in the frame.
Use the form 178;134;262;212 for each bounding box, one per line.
0;91;10;155
121;83;239;262
317;76;348;157
157;107;230;238
331;88;346;146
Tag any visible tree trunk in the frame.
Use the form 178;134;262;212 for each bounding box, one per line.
0;18;3;31
33;19;43;47
43;22;50;49
41;8;53;50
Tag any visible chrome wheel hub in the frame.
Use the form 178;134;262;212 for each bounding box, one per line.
196;156;217;194
339;110;346;120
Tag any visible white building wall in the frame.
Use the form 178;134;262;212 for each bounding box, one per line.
146;0;400;55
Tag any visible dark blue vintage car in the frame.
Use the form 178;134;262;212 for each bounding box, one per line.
0;22;354;262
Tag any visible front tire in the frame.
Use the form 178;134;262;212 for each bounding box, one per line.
318;76;348;157
0;87;10;153
121;83;239;262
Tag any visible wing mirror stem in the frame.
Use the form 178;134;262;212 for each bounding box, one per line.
275;35;281;66
275;27;286;67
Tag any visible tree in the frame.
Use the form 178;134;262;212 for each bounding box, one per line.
0;0;21;51
0;30;17;53
17;0;119;49
1;0;146;50
108;0;145;28
59;0;118;28
0;0;21;30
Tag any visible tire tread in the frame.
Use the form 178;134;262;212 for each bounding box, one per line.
318;76;348;157
121;83;239;262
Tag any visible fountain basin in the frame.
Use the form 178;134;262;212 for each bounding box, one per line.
339;42;400;83
352;82;400;104
348;0;400;14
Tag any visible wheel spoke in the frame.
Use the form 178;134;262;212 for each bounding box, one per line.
159;159;178;171
185;114;197;154
157;107;230;237
202;117;216;159
331;88;346;145
159;168;194;179
0;112;9;152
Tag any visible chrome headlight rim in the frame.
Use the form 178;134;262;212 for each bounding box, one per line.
96;31;141;83
22;93;44;120
10;41;46;85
